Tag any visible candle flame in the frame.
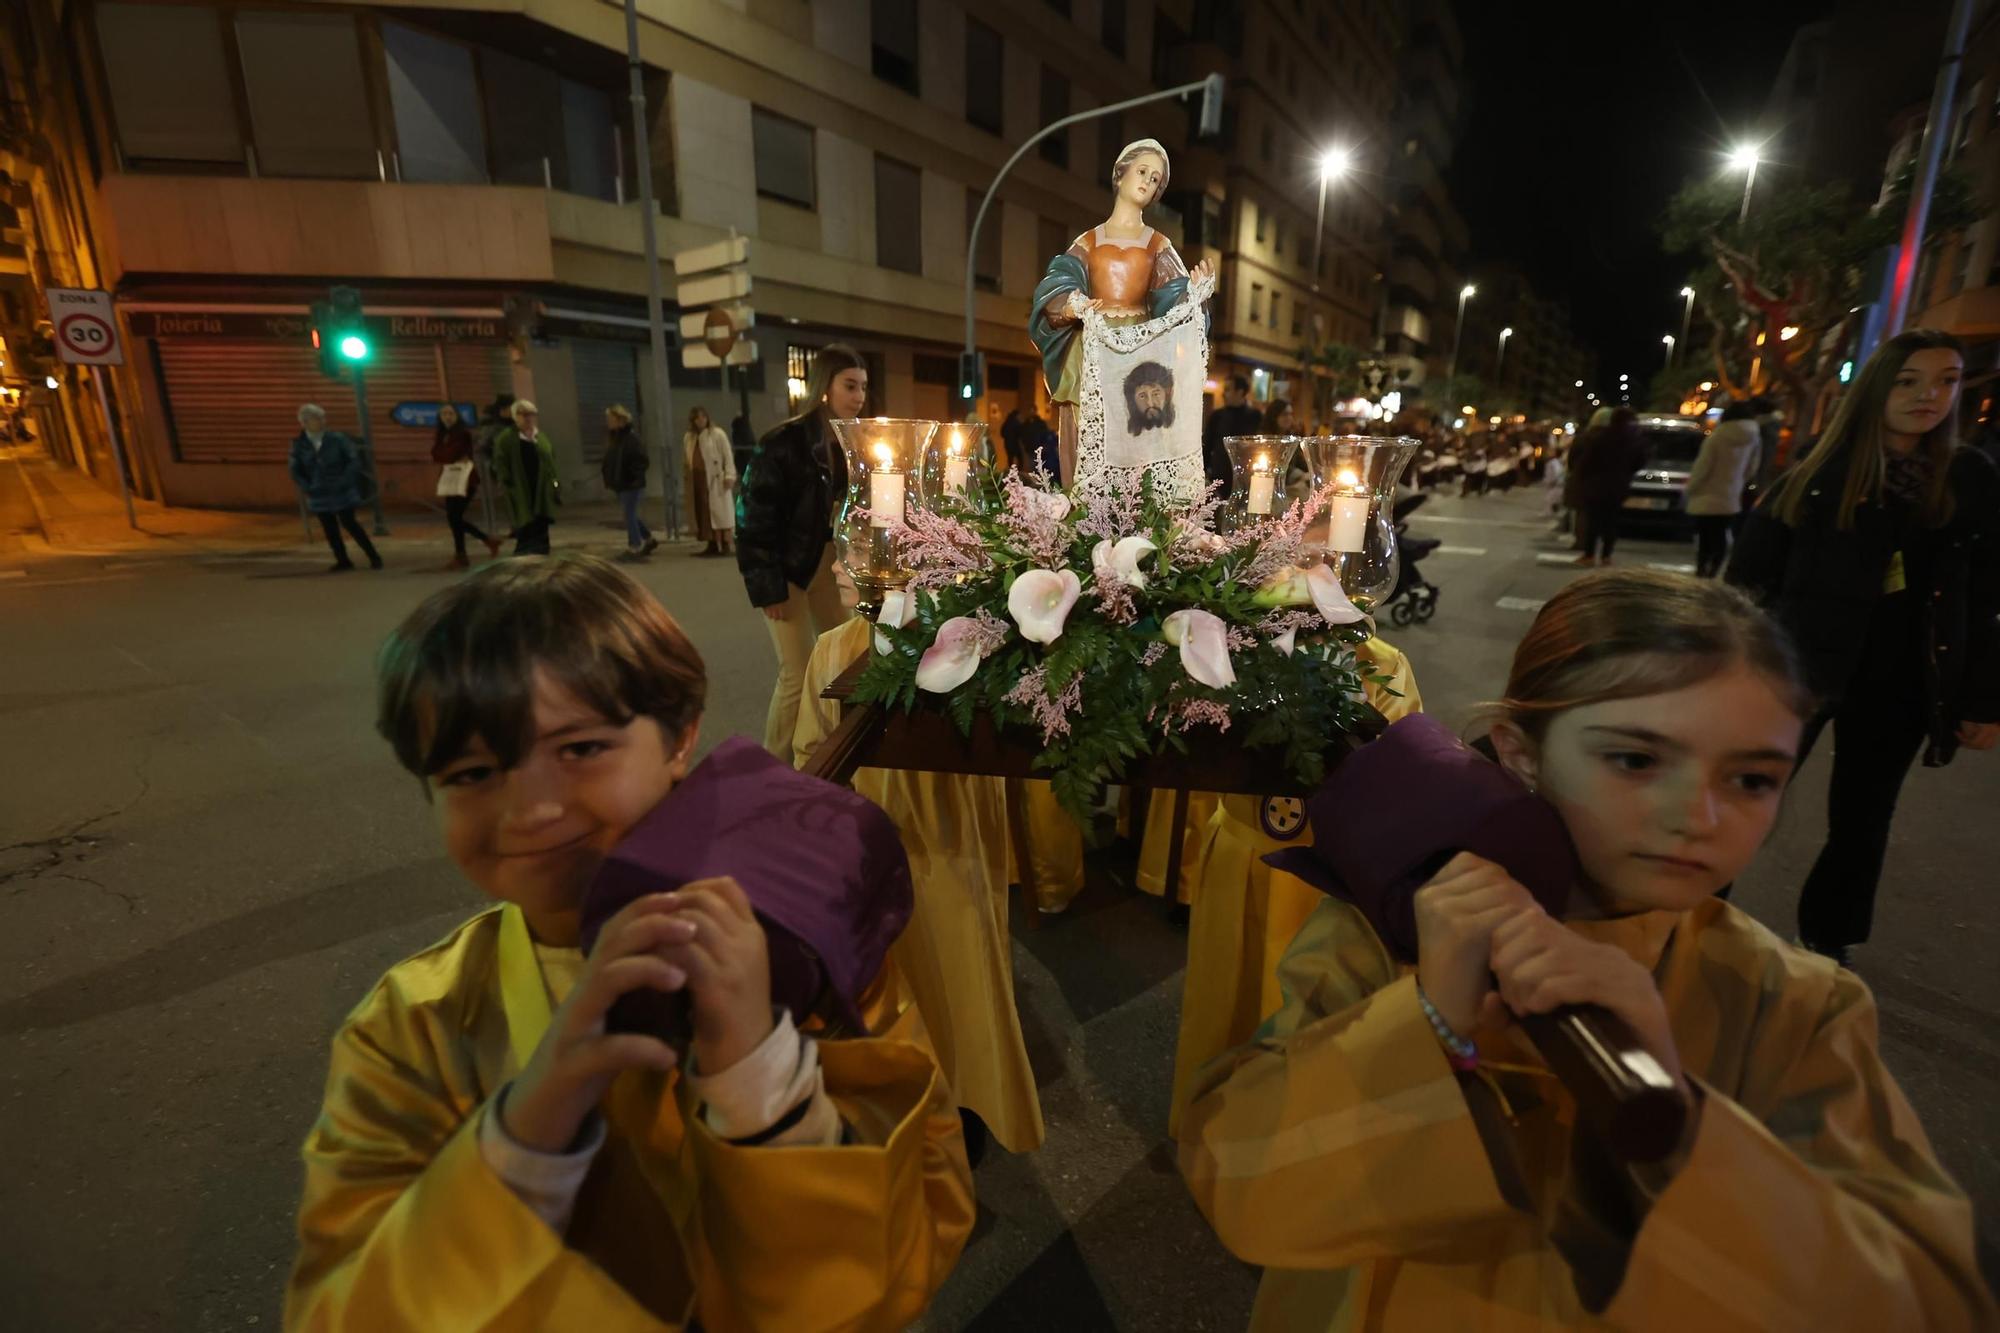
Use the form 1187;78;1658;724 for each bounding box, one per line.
872;443;893;467
1336;468;1361;488
1253;455;1269;471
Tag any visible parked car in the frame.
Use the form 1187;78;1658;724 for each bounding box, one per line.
1619;414;1708;534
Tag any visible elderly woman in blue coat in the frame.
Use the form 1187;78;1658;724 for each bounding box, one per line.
288;403;382;573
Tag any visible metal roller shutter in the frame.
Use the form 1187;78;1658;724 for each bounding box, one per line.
570;339;639;465
156;342;447;463
440;343;512;417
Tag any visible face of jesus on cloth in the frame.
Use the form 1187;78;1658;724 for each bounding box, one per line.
1124;361;1176;435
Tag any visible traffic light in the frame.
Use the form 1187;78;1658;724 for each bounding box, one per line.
309;301;339;377
311;287;371;378
957;350;985;403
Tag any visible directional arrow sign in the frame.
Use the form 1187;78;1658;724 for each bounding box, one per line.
671;234;751;277
676;270;752;308
679;305;753;341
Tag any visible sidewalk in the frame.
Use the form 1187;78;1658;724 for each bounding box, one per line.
0;445;675;566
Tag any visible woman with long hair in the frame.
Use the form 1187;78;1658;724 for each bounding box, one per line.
685;406;735;557
737;344;869;754
1683;399;1761;577
431;403;499;569
598;405;656;558
1728;328;2000;964
1570;406;1645;565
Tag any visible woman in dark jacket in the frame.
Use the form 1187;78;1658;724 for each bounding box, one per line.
432;404;499;569
1728;329;2000;964
1569;406;1645;565
737;343;869;754
599;405;656;558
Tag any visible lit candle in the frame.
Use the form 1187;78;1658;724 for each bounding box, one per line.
1247;455;1275;515
943;431;970;493
869;443;905;528
1325;467;1368;552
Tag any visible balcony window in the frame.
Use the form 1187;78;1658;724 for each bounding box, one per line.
1100;111;1125;181
560;81;618;202
1040;67;1070;166
235;12;377;178
1103;0;1128;57
875;156;923;274
966;20;1003;133
1253;203;1266;244
753;108;816;208
382;23;486;184
1250;283;1265;322
871;0;920;97
480;47;565;188
95;3;242;166
1270;290;1282;331
968;186;1003;292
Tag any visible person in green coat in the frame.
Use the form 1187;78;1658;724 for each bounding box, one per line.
489;399;560;555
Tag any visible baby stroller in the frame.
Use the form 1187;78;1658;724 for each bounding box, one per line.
1382;493;1440;627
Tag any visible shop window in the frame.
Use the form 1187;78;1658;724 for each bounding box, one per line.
382;23;486;184
875;156;923;273
235;12;377;178
95;3;242;166
753;108;816;208
871;0;919;96
966;19;1003;133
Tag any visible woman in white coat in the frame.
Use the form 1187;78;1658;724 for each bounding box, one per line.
1684;399;1763;577
684;406;736;556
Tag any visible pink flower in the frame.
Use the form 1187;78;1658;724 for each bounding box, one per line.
1162;608;1236;689
916;616;991;692
1272;625;1299;657
874;587;915;654
1304;563;1367;626
1007;568;1082;644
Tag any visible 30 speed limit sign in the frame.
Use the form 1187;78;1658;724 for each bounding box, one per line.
48;288;125;366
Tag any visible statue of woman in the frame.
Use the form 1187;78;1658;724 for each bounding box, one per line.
1031;138;1215;484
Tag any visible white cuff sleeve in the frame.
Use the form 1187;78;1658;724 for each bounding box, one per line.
477;1092;605;1236
686;1011;842;1147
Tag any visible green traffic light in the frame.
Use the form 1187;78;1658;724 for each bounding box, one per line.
338;334;370;361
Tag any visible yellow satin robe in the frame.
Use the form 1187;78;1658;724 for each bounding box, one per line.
1167;637;1424;1137
1134;791;1220;904
285;905;974;1331
1181;895;1995;1332
793;617;1048;1152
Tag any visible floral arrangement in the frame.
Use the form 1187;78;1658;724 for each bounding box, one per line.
853;468;1391;820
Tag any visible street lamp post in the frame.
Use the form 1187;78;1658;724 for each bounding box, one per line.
1678;286;1695;361
1728;143;1761;225
1445;283;1475;382
1312;147;1352;292
1495;326;1513;387
1661;334;1676;370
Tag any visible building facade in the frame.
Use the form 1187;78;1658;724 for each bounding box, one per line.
1455;263;1591;423
4;0;1228;510
1379;0;1469;403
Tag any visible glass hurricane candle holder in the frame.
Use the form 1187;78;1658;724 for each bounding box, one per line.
829;418;940;618
918;420;992;509
1223;434;1302;529
1300;435;1421;605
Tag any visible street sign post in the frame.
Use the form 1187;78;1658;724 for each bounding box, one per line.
671;231;756;532
390;401;479;430
47;287;136;528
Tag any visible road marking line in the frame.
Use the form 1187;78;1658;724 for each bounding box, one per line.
1496;596;1547;612
1647;562;1696;573
1433;545;1487;556
1535;552;1587;566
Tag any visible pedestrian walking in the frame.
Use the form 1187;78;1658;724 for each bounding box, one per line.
489;399;559;556
693;405;737;556
737;343;868;755
1181;568;1989;1331
1683;400;1762;577
1203;375;1262;492
1569;406;1644;565
288;404;382;574
1563;406;1612;546
432;405;499;569
1729;329;2000;965
683;407;734;557
1459;442;1488;497
599;405;657;559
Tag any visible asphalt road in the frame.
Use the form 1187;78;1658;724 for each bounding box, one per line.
1;485;1994;1330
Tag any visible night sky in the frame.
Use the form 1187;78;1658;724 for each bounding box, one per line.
1448;0;1837;392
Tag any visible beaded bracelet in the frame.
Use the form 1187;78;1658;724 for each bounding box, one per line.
1416;984;1480;1072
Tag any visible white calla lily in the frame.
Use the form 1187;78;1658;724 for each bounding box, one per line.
1163;608;1236;689
1108;534;1157;589
1021;488;1072;522
1007;568;1082;645
874;587;915;654
1272;626;1298;657
1304;563;1367;625
916;617;987;692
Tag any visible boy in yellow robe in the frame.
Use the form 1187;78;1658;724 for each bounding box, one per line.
285;554;973;1332
1166;636;1423;1135
793;616;1048;1153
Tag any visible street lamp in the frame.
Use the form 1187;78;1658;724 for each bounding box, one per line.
1678;285;1696;359
1312;146;1352;289
1445;283;1475;383
1662;333;1676;369
1496;326;1513;383
1727;143;1761;225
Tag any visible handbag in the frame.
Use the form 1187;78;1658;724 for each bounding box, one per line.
436;460;475;497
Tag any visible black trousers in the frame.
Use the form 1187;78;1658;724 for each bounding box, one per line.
1580;501;1622;558
1793;682;1932;948
444;495;489;557
1693;514;1733;577
512;515;552;556
317;508;380;567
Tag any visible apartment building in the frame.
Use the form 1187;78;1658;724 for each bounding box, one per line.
1379;0;1469;398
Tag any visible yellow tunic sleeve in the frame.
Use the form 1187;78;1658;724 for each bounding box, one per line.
1594;968;1994;1331
1179;899;1518;1270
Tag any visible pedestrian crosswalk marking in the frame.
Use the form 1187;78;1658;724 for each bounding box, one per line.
1433;545;1487;556
1535;552;1585;566
1496;596;1546;612
1647;562;1696;574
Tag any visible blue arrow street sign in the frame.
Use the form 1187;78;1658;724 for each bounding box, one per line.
390;401;478;429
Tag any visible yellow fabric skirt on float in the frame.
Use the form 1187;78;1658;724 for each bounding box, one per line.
1166;637;1425;1137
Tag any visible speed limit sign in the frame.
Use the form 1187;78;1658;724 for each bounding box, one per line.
48;288;125;366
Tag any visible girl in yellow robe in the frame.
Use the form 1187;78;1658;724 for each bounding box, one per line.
286;555;973;1332
793;616;1054;1153
1166;637;1423;1136
1179;570;1992;1331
